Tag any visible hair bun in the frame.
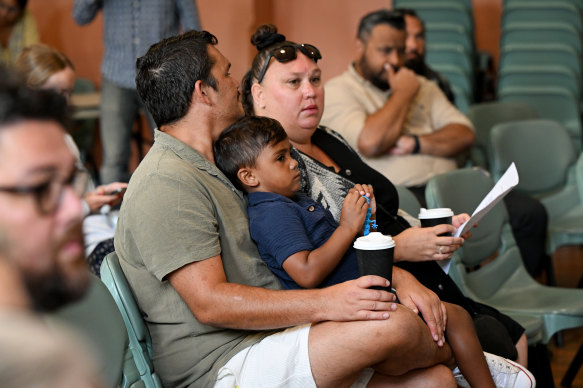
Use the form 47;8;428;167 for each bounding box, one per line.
251;24;286;51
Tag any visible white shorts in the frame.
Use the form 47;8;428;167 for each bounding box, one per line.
214;324;374;388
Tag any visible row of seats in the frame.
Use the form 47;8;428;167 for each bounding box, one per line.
497;0;583;151
393;0;477;113
462;99;583;386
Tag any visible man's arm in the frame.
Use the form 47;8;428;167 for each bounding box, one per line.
389;123;474;157
357;66;420;157
72;0;102;25
168;255;397;329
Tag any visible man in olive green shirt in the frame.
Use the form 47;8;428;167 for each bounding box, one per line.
115;30;457;387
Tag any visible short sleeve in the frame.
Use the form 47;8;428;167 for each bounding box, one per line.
120;171;221;281
249;201;313;269
322;78;368;150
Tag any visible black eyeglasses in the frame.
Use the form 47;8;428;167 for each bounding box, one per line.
0;168;89;215
257;43;322;84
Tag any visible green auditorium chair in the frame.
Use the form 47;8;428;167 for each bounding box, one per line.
501;22;582;54
502;2;582;32
497;86;582;151
425;167;583;345
489;119;583;256
401;2;474;33
499;43;581;78
426;43;473;78
424;23;474;54
466;101;538;170
497;65;581;103
46;275;147;388
431;63;474;100
101;252;163;388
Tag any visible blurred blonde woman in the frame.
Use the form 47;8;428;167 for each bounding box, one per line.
15;43;75;101
15;44;127;275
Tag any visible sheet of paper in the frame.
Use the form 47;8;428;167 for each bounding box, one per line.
437;259;452;274
454;163;519;238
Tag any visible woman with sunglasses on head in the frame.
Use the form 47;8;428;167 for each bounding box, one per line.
241;24;529;368
14;43;127;276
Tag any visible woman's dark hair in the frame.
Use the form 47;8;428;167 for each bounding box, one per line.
214;116;288;191
241;24;296;116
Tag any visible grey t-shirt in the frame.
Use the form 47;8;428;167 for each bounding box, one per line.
115;130;283;387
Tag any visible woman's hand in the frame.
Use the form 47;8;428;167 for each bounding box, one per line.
392;267;447;346
452;213;474;239
83;182;128;213
393;225;464;262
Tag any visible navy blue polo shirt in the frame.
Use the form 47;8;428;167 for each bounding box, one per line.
248;192;359;289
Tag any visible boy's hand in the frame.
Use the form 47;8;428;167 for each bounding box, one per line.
339;190;369;235
350;184;377;218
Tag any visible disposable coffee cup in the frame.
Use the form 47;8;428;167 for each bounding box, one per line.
418;208;454;236
354;232;395;291
418;208;454;273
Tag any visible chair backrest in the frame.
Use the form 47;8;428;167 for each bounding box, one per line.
425;168;508;269
431;63;473;97
46;275;144;388
467;101;538;169
73;77;97;94
497;86;582;149
501;22;582;53
101;252;163;388
489;119;578;196
426;43;473;75
395;185;422;218
405;2;474;32
499;43;582;77
497;65;581;100
504;0;583;12
502;2;583;32
425;24;474;53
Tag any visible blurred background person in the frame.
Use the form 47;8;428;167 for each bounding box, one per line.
0;0;37;65
14;43;127;275
73;0;201;184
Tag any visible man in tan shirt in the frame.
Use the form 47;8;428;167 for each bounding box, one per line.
321;9;474;198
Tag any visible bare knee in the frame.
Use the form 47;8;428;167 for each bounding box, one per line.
422;364;457;388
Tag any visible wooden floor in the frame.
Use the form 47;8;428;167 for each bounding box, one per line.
547;245;583;387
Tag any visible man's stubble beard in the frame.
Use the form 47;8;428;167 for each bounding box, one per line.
357;56;390;91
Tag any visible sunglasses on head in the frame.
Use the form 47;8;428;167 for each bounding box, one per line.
257;43;322;84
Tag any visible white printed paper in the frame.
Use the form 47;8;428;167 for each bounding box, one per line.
455;163;519;238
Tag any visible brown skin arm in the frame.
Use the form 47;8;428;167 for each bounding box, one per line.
283;192;368;288
390;124;475;157
357;66;420;157
168;255;398;329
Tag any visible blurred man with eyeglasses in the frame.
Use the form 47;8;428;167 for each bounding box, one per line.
0;68;89;312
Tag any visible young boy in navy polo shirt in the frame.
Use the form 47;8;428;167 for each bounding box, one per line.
215;115;372;289
214;115;536;388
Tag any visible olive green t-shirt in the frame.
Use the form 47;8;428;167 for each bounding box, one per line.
114;130;283;387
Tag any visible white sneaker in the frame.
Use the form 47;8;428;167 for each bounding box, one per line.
453;352;536;388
